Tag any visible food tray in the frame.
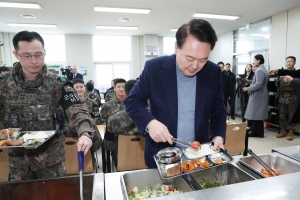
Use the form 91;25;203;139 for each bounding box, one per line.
154;142;233;179
238;153;300;178
0;130;57;149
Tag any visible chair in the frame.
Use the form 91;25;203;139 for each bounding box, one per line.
0;149;8;182
224;122;248;155
117;134;148;171
64;137;94;175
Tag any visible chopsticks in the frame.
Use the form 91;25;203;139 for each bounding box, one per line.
171;138;198;151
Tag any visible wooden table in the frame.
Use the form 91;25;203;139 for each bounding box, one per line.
97;125;106;139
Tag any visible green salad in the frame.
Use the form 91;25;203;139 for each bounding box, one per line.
128;184;181;200
200;176;221;189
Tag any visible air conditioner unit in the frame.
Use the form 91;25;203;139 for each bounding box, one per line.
144;46;159;56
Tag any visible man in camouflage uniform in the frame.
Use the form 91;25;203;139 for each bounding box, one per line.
276;56;298;141
86;81;102;108
100;78;126;124
0;31;95;181
104;79;140;166
104;89;116;102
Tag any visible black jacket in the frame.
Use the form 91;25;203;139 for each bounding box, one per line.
277;69;300;124
70;73;83;80
222;71;232;98
227;70;236;96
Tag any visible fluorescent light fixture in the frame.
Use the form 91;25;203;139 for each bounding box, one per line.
6;23;57;28
21;14;36;19
95;26;138;30
193;13;239;20
251;34;270;39
0;2;41;9
171;29;178;32
94;7;151;14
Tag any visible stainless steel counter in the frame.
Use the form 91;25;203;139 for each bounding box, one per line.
102;153;300;200
272;145;300;162
92;173;105;200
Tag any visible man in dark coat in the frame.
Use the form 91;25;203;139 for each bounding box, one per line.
225;63;236;119
218;62;232;110
70;65;83;80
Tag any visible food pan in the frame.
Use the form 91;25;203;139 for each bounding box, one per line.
187;163;255;189
120;169;193;200
239;153;300;178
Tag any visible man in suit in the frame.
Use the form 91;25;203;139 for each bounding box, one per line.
124;19;226;168
218;61;232;110
71;65;83;80
225;63;236;119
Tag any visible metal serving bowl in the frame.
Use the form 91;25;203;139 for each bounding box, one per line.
156;147;182;164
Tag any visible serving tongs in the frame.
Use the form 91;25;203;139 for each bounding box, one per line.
171;138;199;151
248;149;277;177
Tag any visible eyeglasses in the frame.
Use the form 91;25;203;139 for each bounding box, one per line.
17;52;45;60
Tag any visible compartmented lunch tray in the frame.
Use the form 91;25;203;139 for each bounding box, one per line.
154;142;234;179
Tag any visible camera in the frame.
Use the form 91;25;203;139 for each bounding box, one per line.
238;74;247;78
60;66;72;80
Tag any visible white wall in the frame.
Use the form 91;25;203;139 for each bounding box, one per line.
65;34;94;83
286;6;300;67
270;11;288;69
209;31;233;66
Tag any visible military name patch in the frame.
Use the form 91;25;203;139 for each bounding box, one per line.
63;86;76;93
19;93;37;101
63;93;80;103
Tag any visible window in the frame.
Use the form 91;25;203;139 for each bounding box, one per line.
163;37;176;55
41;35;66;63
93;36;131;90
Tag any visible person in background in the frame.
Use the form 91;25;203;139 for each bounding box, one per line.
87;80;100;96
104;79;140;166
104;79;115;99
243;54;269;138
275;56;297;140
225;63;236;119
71;65;83;80
100;78;126;123
241;64;254;122
218;61;232;111
86;81;102;108
125;19;226;168
0;31;94;181
0;66;11;75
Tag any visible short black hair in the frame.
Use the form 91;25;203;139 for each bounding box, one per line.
86;82;94;92
125;79;137;96
114;78;126;86
286;56;296;62
225;63;231;66
87;80;94;84
176;19;218;50
217;61;224;66
13;31;44;51
73;78;84;85
254;54;265;64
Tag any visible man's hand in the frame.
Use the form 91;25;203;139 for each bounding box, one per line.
147;119;173;144
269;69;278;74
242;87;248;92
212;136;224;151
77;135;93;155
280;75;293;83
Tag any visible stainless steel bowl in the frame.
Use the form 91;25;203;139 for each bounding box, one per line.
156;147;182;164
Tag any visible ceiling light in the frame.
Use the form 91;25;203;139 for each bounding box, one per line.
94;7;151;14
21;14;36;19
6;23;57;28
0;2;41;9
192;13;239;20
251;34;270;39
95;26;138;30
119;18;130;22
171;29;178;32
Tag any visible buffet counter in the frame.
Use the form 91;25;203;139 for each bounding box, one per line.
100;153;300;200
272;145;300;162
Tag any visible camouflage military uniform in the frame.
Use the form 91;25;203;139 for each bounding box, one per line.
100;97;124;124
82;94;101;125
87;91;102;108
104;90;116;102
276;77;298;130
0;74;4;129
0;63;96;181
104;109;139;166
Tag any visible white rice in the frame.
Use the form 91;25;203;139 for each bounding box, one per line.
183;144;216;159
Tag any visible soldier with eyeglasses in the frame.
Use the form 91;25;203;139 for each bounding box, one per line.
0;31;100;181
